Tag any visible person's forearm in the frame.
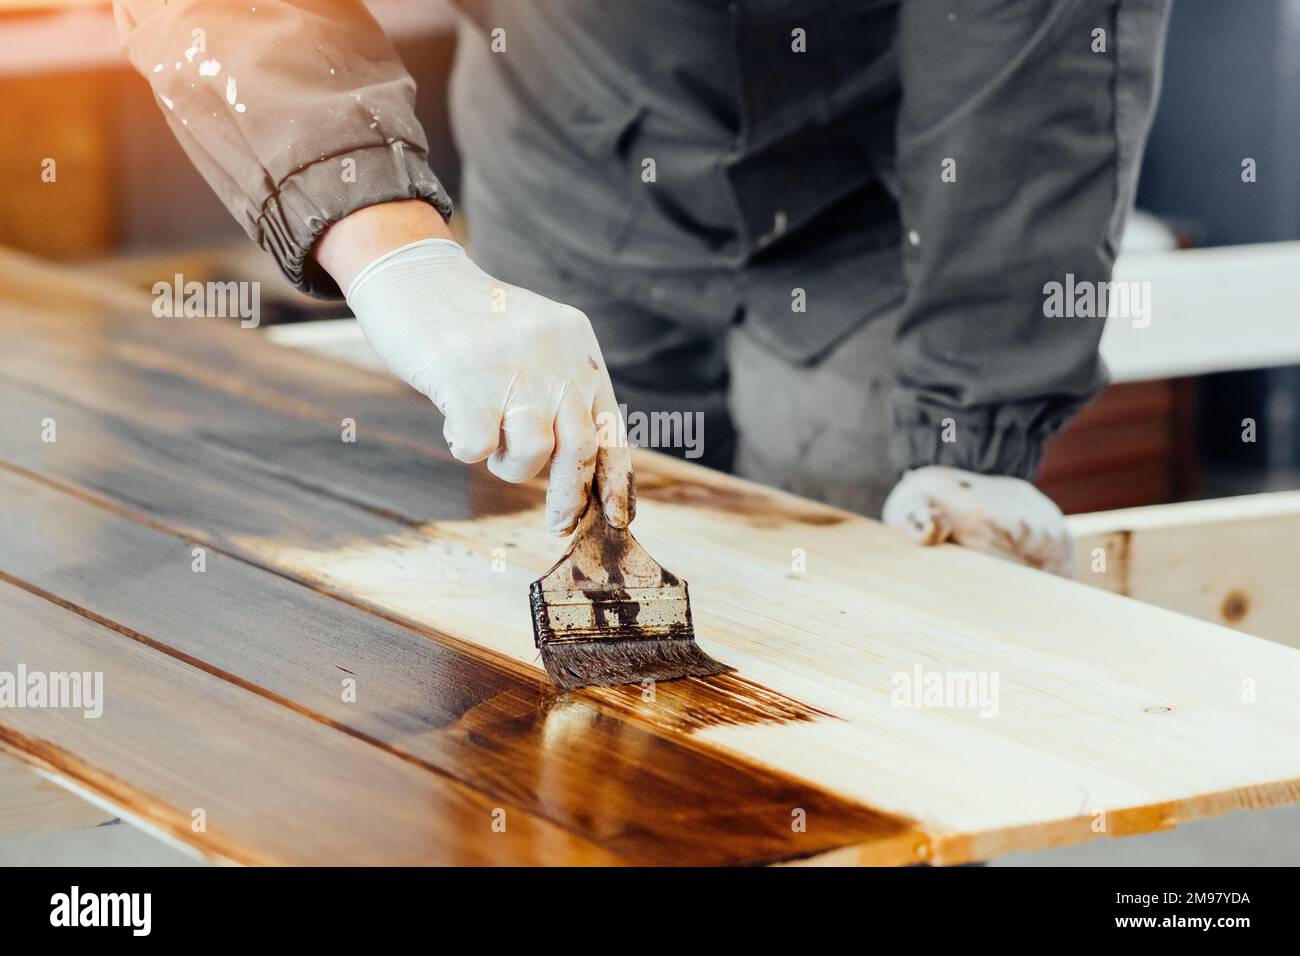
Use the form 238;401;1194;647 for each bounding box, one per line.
314;200;455;296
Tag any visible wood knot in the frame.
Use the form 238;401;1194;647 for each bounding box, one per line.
1220;590;1249;623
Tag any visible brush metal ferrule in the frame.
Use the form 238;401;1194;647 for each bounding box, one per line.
530;582;695;648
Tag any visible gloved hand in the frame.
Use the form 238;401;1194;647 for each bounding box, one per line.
882;466;1073;577
345;237;634;536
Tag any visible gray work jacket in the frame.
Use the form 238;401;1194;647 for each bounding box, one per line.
114;0;1170;479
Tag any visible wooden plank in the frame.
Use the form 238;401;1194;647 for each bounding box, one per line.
1070;493;1300;650
1104;242;1300;382
4;249;1300;864
0;466;912;865
0;582;625;866
0;750;115;840
1038;412;1172;481
1038;461;1176;516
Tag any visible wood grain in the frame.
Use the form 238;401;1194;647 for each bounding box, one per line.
3;247;1300;865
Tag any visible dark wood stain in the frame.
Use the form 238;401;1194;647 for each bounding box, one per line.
0;265;438;442
0;581;629;866
593;672;837;734
0;378;388;550
1;341;539;525
450;690;915;865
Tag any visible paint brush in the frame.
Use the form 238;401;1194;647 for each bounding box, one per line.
530;479;732;691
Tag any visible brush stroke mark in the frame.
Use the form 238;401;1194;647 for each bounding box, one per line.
237;523;832;731
592;672;837;734
442;689;922;865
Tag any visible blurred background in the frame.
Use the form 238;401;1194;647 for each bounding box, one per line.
1;0;1299;511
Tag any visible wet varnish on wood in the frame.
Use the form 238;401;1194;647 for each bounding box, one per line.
2;248;1300;865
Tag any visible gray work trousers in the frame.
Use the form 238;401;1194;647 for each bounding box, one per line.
466;173;897;519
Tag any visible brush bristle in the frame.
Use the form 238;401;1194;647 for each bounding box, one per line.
540;638;733;691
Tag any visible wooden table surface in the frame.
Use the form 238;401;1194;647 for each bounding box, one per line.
2;248;1299;866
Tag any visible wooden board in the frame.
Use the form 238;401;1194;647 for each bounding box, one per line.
1070;493;1300;650
1037;379;1198;514
2;247;1300;865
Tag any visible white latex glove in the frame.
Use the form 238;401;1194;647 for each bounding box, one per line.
346;238;634;535
882;465;1074;577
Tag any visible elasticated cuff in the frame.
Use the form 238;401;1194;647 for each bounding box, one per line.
256;141;454;299
888;400;1071;482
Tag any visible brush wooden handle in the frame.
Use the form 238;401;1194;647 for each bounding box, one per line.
539;487;671;591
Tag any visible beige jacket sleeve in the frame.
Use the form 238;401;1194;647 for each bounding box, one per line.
113;0;453;297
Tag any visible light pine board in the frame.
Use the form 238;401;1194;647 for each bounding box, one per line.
1070;493;1300;650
